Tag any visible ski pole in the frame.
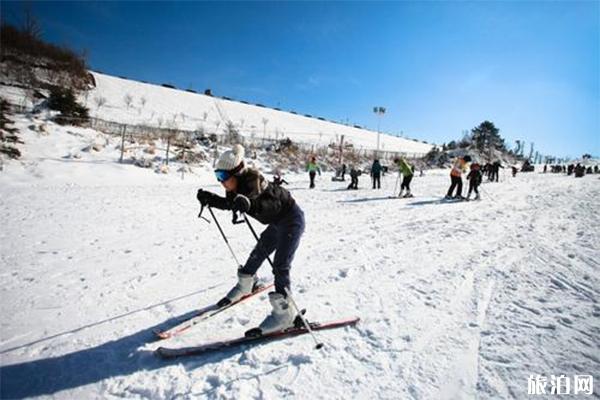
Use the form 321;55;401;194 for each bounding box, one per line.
478;185;492;201
241;213;324;350
393;173;399;196
206;206;242;267
284;287;324;349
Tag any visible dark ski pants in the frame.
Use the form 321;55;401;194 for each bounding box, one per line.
467;181;479;197
401;175;413;191
347;176;358;189
372;173;381;189
240;203;305;295
447;175;463;197
309;171;316;188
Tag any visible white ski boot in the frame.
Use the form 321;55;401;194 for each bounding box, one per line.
218;270;258;307
398;189;404;198
257;292;296;335
403;191;413;198
474;193;480;200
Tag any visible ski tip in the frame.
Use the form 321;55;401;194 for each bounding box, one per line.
154;346;173;359
315;343;324;350
153;330;172;340
245;327;263;338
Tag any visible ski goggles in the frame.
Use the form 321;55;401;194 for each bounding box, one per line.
214;169;232;182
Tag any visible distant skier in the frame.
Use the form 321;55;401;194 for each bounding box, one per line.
394;157;414;197
272;172;288;186
306;156;321;189
371;159;382;189
196;144;305;335
511;166;518;177
543;164;548;173
347;166;359;189
445;155;471;199
483;162;493;180
466;162;482;201
490;161;504;182
341;163;347;180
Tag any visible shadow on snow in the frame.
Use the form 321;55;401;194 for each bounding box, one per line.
337;195;397;203
0;284;277;398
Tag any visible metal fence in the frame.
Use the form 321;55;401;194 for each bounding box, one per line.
85;117;425;161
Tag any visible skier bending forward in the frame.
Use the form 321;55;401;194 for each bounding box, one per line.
196;144;306;335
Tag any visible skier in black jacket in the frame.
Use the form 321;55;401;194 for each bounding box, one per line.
466;162;482;200
196;145;305;335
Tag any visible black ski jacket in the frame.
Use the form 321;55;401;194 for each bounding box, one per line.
207;168;296;225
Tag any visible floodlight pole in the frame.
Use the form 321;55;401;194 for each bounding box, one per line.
373;106;386;157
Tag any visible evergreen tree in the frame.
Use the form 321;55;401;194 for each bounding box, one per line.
48;87;89;125
471;121;506;153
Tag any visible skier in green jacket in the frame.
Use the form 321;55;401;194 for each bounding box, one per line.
306;156;321;189
394;157;414;198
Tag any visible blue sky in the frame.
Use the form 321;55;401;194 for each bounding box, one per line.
2;1;598;158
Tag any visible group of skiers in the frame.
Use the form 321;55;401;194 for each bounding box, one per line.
566;163;596;177
482;161;504;182
194;143;596;336
544;163;598;176
444;155;486;201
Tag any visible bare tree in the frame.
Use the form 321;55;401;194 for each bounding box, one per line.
124;93;133;110
93;95;107;115
139;96;147;115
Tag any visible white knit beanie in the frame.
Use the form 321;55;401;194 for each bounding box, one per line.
215;144;245;172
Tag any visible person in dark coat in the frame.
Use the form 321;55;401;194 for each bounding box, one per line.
574;163;585;177
272;172;288;186
196;144;305;335
347;166;359;189
371;159;382;189
466;162;482;200
490;161;504;182
484;162;493;180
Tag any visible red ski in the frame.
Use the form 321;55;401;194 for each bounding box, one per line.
155;316;360;359
153;283;273;340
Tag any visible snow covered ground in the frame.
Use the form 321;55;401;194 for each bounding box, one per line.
1;118;599;399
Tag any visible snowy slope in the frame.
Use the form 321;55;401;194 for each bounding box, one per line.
1;117;599;399
83;72;433;155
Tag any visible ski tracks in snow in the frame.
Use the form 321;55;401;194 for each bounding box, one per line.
1;170;599;399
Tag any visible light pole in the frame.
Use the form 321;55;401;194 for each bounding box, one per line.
262;118;268;146
373;106;386;156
